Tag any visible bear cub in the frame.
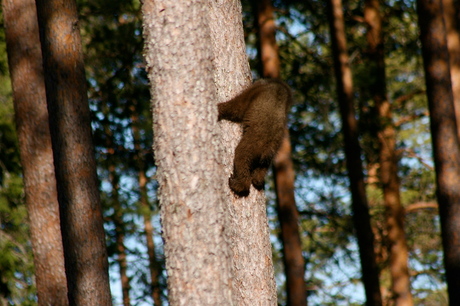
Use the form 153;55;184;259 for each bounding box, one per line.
218;79;292;197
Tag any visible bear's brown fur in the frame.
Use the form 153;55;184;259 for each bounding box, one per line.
218;79;292;197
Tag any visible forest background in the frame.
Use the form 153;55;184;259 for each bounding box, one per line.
0;0;449;305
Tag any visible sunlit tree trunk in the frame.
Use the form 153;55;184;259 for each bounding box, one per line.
442;0;460;139
327;0;383;304
364;0;413;304
142;0;277;303
141;1;233;304
2;0;68;304
208;0;277;303
34;0;112;304
417;0;460;303
253;0;307;304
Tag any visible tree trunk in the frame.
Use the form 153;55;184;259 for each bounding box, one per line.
273;131;307;305
416;0;460;303
139;168;163;306
363;0;413;304
327;0;383;305
142;0;277;304
34;0;112;304
130;109;163;306
108;168;130;306
141;1;233;304
2;0;68;304
208;0;277;304
253;0;307;305
442;0;460;139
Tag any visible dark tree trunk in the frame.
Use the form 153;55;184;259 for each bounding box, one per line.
363;0;413;304
417;0;460;303
34;0;112;304
2;0;68;304
327;0;383;304
253;1;307;304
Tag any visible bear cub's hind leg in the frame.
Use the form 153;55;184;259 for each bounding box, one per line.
228;135;254;197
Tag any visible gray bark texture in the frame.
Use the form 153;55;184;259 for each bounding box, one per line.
141;0;277;304
142;0;232;304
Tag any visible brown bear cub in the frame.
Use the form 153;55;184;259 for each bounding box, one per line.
218;79;292;197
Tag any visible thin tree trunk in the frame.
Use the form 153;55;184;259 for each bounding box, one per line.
364;0;413;304
208;0;277;303
141;1;233;304
254;0;280;77
2;0;68;304
442;0;460;139
108;167;130;306
327;0;383;305
34;0;112;304
139;169;163;306
101;111;130;306
416;0;460;303
130;108;163;305
253;0;307;304
273;131;307;305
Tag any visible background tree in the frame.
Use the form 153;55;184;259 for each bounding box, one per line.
417;0;460;303
442;0;460;138
363;0;413;303
34;0;112;303
327;0;382;304
252;0;307;304
2;0;68;304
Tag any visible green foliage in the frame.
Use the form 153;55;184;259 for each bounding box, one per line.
0;12;36;303
0;75;36;306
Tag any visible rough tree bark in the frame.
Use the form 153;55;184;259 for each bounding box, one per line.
2;0;68;304
417;0;460;303
141;1;233;304
142;0;277;304
253;0;307;304
327;0;383;305
34;0;112;304
363;0;413;304
209;0;277;304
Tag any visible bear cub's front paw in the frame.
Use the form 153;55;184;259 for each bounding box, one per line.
229;175;251;197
